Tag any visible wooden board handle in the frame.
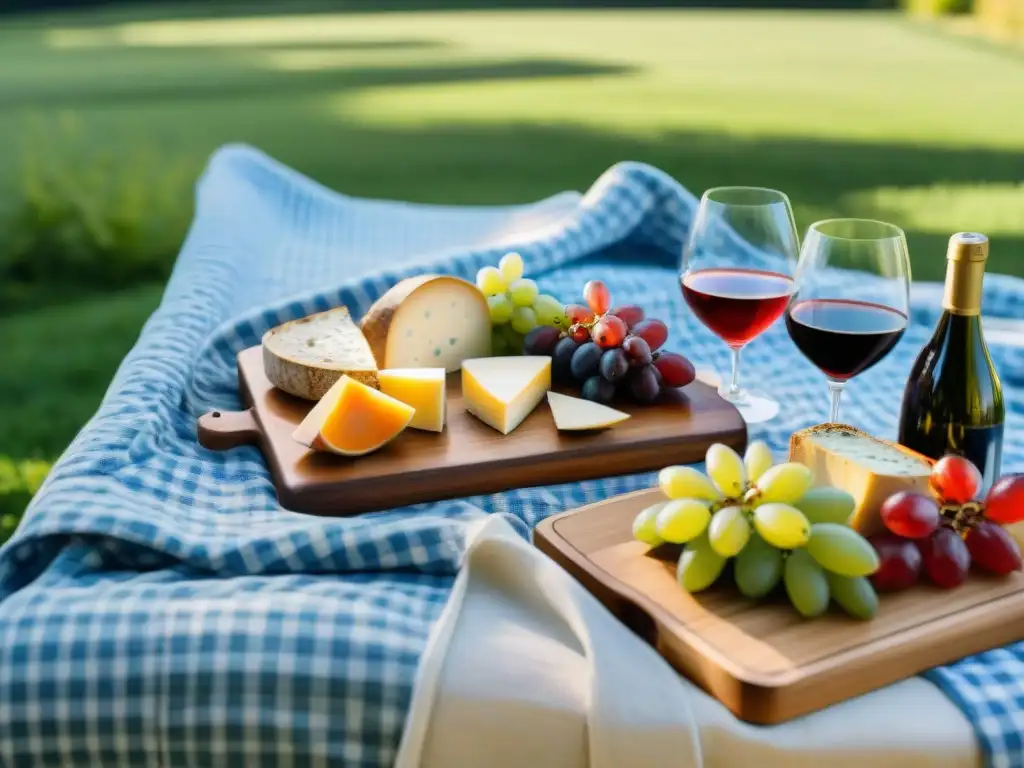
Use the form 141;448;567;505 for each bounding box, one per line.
198;409;260;450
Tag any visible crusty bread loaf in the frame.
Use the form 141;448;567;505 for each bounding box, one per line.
262;307;378;400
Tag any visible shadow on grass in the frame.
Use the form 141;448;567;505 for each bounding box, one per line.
2;58;636;109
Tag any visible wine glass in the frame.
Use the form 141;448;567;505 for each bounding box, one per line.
681;187;800;424
786;219;911;424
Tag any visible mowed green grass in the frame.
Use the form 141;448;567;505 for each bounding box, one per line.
2;5;1024;513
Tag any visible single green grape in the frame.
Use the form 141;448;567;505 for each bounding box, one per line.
826;573;878;620
707;505;750;557
784;548;830;618
509;278;539;308
656;499;712;544
734;532;783;599
632;502;667;547
510;306;538;334
753;503;811;550
501;324;524;353
499;252;524;283
805;523;880;577
487;294;514;325
706;443;746;497
490;328;510;356
793;487;856;526
476;266;507;297
658;466;721;502
755;462;813;505
677;532;727;593
533;294;565;327
743;441;774;484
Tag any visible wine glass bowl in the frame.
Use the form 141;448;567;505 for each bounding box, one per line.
680;186;800;424
786;218;911;423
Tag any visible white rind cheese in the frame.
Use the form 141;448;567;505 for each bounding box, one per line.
462;356;551;435
263;307;378;401
547;391;630;431
789;424;933;537
360;275;491;373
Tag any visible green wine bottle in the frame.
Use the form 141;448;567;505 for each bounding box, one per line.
898;232;1004;491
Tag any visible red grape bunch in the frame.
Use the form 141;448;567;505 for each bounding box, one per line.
870;455;1024;592
523;279;697;405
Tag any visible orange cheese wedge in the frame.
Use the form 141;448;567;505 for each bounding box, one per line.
293;375;414;456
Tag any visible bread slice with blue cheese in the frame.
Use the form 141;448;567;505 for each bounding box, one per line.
789;424;933;537
263;307;379;401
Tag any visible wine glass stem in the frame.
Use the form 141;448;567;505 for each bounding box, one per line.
828;381;845;423
729;347;742;398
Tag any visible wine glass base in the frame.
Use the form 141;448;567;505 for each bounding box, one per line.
718;387;780;424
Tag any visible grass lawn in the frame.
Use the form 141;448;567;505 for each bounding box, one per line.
2;4;1024;514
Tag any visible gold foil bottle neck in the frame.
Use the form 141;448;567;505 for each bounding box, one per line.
943;232;988;315
946;232;989;263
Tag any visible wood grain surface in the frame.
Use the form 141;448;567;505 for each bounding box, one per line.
534;487;1024;724
197;345;747;515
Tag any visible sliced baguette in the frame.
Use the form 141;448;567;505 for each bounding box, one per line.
262;307;379;401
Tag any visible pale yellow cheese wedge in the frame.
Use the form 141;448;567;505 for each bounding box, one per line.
461;356;551;435
378;368;447;432
789;424;933;537
547;391;630;431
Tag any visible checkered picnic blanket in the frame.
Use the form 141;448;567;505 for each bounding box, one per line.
1;145;1022;767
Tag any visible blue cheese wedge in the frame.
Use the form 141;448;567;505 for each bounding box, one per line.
789;424;933;537
360;275;491;374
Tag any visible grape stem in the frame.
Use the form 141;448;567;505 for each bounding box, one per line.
944;501;984;534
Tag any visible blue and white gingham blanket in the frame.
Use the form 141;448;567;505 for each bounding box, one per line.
1;145;1023;767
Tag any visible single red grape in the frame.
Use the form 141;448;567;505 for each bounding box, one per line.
592;315;628;349
880;492;941;539
930;455;982;504
599;348;630;382
622;335;652;366
565;304;595;326
630;319;668;352
965;520;1023;575
918;527;971;589
570;325;591;343
522;326;560;356
653;352;696;388
629;365;660;404
609;304;645;328
583;280;612;315
984;474;1024;525
869;534;922;592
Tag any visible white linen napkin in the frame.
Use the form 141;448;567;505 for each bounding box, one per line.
395;515;979;768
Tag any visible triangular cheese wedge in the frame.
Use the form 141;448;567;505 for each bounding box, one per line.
547;391;630;431
378;368;447;432
292;375;414;455
461;356;551;435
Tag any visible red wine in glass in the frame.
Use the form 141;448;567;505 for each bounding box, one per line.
786;299;907;380
681;268;795;347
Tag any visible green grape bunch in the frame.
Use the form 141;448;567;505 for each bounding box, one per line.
633;441;881;621
475;252;568;355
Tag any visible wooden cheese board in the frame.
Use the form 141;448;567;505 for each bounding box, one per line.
197;345;747;515
534;487;1024;724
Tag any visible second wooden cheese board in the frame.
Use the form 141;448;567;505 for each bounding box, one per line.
534;487;1024;724
197;345;747;515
